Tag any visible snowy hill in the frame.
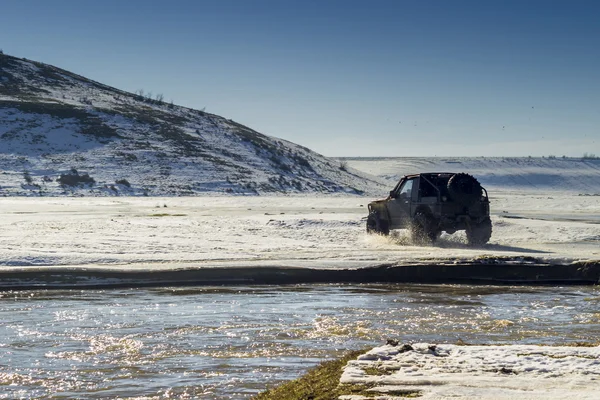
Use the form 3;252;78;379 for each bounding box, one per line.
345;157;600;194
0;53;386;196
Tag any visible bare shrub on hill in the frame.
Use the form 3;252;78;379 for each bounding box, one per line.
23;171;33;184
116;179;131;187
58;170;95;187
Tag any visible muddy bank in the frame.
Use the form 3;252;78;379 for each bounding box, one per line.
0;259;598;289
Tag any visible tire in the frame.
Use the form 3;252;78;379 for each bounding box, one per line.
410;212;438;245
466;217;492;246
366;211;389;235
447;173;482;206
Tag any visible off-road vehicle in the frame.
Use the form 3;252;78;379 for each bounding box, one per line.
367;173;492;245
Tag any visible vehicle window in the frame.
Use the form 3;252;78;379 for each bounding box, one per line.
420;179;436;197
399;179;414;198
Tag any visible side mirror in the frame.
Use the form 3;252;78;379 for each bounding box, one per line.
389;190;396;198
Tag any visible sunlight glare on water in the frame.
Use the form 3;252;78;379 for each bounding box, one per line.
0;284;599;399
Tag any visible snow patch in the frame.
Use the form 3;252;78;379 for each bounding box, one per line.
341;343;600;399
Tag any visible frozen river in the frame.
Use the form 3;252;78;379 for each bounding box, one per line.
1;284;599;399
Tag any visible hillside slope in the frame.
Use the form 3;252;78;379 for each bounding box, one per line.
0;53;386;196
345;157;600;194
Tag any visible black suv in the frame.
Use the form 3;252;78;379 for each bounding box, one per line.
367;173;492;245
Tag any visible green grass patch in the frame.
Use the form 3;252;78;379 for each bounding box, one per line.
253;350;363;400
253;349;420;400
362;366;394;376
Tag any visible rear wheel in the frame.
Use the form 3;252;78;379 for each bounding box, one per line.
466;217;492;246
410;212;439;245
366;211;389;235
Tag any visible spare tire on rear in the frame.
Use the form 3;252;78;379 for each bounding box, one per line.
447;173;482;206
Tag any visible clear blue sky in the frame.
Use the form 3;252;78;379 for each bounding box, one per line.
1;0;598;157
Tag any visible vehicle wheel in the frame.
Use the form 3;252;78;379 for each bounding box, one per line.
410;212;438;245
447;173;482;206
466;217;492;246
366;211;389;235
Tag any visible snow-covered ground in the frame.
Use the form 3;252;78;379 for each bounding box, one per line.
341;343;600;400
1;190;598;270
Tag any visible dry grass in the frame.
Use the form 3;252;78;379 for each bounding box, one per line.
253;349;420;400
253;350;364;400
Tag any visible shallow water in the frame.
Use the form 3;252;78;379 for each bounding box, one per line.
1;284;599;399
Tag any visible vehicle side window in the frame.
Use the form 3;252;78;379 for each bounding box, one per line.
398;179;414;198
420;179;436;197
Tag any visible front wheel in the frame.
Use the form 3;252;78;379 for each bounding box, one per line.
366;211;389;235
466;217;492;246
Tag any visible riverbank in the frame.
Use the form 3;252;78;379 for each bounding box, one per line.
1;196;599;288
1;259;599;290
254;342;600;400
254;349;368;400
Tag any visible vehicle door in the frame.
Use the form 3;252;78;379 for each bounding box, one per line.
387;177;416;229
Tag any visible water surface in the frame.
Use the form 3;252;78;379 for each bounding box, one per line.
1;284;599;399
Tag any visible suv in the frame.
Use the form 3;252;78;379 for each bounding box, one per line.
367;173;492;245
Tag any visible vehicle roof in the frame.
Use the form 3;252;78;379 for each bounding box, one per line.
403;172;454;179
